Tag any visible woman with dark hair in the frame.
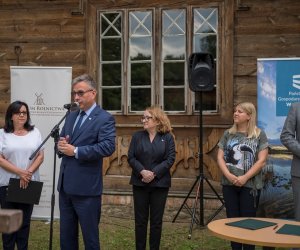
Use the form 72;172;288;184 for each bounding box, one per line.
0;100;44;250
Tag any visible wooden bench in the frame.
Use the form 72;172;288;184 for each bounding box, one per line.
0;209;23;233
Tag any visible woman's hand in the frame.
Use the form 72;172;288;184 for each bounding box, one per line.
225;173;238;185
234;175;248;187
20;178;29;189
19;169;32;189
19;169;32;185
140;170;155;183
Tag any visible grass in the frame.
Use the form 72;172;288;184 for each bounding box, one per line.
0;213;288;250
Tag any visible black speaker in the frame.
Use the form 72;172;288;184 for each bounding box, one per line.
188;53;215;92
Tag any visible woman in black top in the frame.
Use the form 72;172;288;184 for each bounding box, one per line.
128;106;176;250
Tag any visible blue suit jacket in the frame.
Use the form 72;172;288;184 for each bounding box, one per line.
57;105;116;196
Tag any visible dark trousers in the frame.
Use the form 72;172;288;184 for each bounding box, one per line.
59;188;102;250
0;186;34;250
133;185;169;250
222;185;261;250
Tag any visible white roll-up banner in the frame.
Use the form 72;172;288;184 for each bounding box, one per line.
10;66;72;219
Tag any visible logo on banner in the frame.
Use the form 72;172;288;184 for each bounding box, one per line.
29;93;65;116
292;75;300;90
276;60;300;116
34;93;45;105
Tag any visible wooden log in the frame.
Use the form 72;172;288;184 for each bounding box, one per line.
0;209;23;233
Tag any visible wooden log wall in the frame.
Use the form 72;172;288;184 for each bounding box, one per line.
234;0;300;105
0;0;86;122
0;0;299;196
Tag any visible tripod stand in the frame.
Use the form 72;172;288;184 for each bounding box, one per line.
172;91;224;238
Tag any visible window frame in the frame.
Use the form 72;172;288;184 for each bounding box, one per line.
86;0;234;125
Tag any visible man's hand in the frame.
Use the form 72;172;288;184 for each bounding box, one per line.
58;135;75;156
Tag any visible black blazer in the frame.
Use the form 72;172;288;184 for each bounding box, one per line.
127;130;176;188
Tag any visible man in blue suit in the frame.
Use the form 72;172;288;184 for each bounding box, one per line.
57;74;116;250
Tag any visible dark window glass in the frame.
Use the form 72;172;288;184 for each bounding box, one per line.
164;62;184;86
102;88;122;111
102;38;122;61
101;13;122;36
131;88;151;111
195;90;216;111
102;64;121;86
164;88;185;111
131;63;151;86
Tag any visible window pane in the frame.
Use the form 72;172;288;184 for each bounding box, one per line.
162;10;185;35
194;34;216;58
162;36;185;60
195;90;216;111
102;88;122;110
131;88;151;111
194;8;217;33
130;37;152;60
102;64;121;86
164;88;185;111
101;13;122;36
129;11;152;36
162;9;186;61
131;63;151;86
102;38;122;61
164;62;184;86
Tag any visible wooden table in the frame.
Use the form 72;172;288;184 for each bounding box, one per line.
207;217;300;248
0;209;23;233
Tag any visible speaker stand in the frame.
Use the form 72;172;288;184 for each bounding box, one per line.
172;91;224;238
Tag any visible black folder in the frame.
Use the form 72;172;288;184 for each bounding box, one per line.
6;178;43;205
225;218;277;230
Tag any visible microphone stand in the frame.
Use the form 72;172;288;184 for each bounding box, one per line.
29;108;71;250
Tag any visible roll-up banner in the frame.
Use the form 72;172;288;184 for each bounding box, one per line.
10;66;72;219
257;58;300;218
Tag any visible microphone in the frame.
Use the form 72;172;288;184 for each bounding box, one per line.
63;102;79;110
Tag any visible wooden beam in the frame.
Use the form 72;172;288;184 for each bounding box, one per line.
0;209;23;233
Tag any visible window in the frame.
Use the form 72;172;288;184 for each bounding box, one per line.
193;8;218;112
129;11;153;112
96;4;231;118
99;12;123;111
161;9;186;112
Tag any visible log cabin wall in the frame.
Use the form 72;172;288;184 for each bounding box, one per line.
0;0;300;206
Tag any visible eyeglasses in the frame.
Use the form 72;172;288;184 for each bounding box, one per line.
71;89;93;97
141;116;153;122
14;111;27;116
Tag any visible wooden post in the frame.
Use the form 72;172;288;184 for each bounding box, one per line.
0;209;23;233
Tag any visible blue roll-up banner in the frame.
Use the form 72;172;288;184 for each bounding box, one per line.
257;58;300;218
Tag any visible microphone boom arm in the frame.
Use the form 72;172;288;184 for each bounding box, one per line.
29;110;69;160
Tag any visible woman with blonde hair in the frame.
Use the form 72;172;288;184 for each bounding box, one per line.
217;102;268;250
128;106;176;250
